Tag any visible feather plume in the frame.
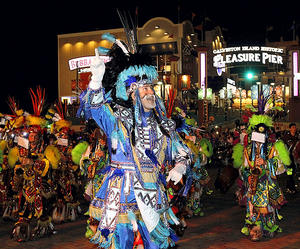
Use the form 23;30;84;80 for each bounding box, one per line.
72;141;89;165
0;140;7;152
8;147;19;168
29;86;45;116
26;115;47;128
274;140;291;166
232;143;244;168
247;114;273;132
44;145;61;169
145;149;160;166
199;138;213;158
102;33;116;43
116;9;138;54
7;96;19;116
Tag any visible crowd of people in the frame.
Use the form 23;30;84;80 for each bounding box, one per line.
0;27;299;249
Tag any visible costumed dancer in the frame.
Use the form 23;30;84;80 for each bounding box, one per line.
72;121;109;238
232;93;291;241
76;21;192;248
11;86;56;241
186;135;212;217
2;98;27;222
51;101;82;223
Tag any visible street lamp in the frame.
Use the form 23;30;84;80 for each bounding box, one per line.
282;84;285;104
270;82;275;107
238;87;242;118
256;82;261;97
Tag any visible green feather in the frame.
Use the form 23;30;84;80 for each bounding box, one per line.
232;143;244;168
274;140;291;166
72;141;89;165
247;114;273;132
199;138;213;158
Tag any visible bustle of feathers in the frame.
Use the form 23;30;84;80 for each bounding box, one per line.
232;143;244;168
26;115;47;128
44;145;61;169
72;141;89;165
8;146;19;168
55;119;71;131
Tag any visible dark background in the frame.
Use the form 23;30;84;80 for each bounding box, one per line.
1;0;299;113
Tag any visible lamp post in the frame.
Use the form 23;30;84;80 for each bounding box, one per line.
256;81;261;97
238;87;242;119
270;82;275;107
281;84;285;105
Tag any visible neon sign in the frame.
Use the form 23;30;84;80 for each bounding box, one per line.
213;46;284;75
68;56;110;70
293;51;299;97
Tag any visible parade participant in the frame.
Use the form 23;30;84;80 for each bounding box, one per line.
0;139;9;216
282;123;299;194
10;87;56;241
186;136;212;217
51;101;82;223
2;99;27;221
232;100;291;241
172;108;212;218
77;28;191;248
71;121;109;239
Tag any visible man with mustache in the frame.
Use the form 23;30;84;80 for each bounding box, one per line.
77;33;191;249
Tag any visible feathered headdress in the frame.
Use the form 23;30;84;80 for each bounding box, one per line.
53;100;71;132
6;96;25;129
95;9;158;104
25;86;47;129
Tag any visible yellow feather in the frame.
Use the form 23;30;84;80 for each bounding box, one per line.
44;145;61;169
8;147;19;168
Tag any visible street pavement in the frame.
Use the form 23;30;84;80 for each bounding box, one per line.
0;166;299;249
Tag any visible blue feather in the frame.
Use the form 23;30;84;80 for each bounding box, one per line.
145;149;160;166
108;168;124;180
101;33;116;43
101;228;110;240
97;46;109;55
159;173;167;186
169;229;179;242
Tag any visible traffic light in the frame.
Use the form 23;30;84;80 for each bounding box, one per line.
246;72;254;80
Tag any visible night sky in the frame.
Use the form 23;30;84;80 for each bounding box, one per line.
1;0;299;113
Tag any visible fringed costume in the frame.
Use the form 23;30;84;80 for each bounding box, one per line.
232;92;291;241
77;16;192;248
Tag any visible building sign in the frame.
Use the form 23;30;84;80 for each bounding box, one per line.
68;56;110;70
213;46;285;75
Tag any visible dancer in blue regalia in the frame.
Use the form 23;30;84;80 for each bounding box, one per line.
76;20;192;248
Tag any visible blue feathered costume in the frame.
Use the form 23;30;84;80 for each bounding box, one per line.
77;30;192;249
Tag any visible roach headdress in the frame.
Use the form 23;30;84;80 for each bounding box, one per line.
98;9;158;106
